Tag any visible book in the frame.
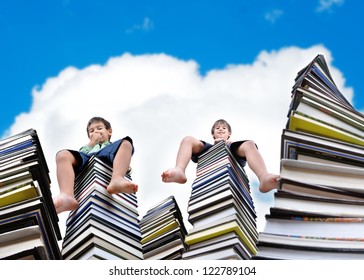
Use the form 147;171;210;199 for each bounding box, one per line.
0;181;39;207
290;86;364;134
263;214;364;239
273;191;364;217
64;205;141;240
141;219;180;245
280;158;364;194
292;54;352;109
73;243;124;260
189;172;254;217
142;228;183;254
62;213;141;250
63;234;142;260
279;178;364;202
0;225;49;260
287;110;364;146
256;54;364;259
188;197;256;233
140;195;187;259
258;232;364;250
184;246;244;260
183;232;250;260
254;243;364;260
281;129;364;168
61;222;143;259
66;192;140;229
184;220;258;255
62;153;142;260
0;198;62;259
143;238;186;260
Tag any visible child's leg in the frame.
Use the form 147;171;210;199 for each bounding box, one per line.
161;136;204;183
107;140;138;194
53;150;79;214
235;140;279;192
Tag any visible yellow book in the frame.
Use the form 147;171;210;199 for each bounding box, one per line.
0;183;38;207
288;112;364;147
184;220;257;255
141;219;179;244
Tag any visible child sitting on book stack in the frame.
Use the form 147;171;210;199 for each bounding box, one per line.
161;119;279;193
53;116;138;214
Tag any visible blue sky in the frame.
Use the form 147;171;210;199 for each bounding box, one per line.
1;0;363;135
0;0;362;236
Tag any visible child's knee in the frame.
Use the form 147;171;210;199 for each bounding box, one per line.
242;140;257;151
56;150;73;162
181;136;197;144
120;139;133;151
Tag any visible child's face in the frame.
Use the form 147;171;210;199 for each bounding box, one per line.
87;121;112;143
212;122;231;141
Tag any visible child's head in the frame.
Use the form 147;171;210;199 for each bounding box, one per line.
86;116;112;141
211;119;232;140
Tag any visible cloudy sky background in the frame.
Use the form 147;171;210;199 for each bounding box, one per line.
0;1;361;239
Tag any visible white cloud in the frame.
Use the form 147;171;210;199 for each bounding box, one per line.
126;17;154;34
264;9;284;23
316;0;344;13
6;45;353;242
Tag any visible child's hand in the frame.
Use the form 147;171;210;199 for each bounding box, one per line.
89;132;102;146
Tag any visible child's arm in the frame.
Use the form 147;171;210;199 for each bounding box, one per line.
79;132;103;153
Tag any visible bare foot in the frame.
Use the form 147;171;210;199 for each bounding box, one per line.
53;193;79;214
259;173;280;193
161;168;187;184
107;177;138;194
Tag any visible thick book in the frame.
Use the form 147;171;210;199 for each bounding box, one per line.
263;214;364;239
66;192;140;229
279;178;364;202
61;222;143;259
65;201;141;239
184;220;257;255
273;191;364;217
258;232;364;250
182;232;250;260
188;197;256;234
254;243;364;260
63;233;142;260
143;238;186;260
142;228;184;254
74;243;124;260
292;54;352;110
62;213;142;250
287;110;364;146
0;181;40;207
281;129;364;168
184;246;244;260
0;225;49;260
280;158;364;194
0;198;62;259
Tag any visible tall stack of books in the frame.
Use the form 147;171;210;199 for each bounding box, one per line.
61;156;143;260
182;140;258;260
0;129;62;259
255;54;364;259
139;195;188;259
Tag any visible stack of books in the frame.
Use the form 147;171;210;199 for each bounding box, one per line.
255;54;364;259
182;140;258;260
61;156;143;260
0;129;62;259
139;195;188;259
